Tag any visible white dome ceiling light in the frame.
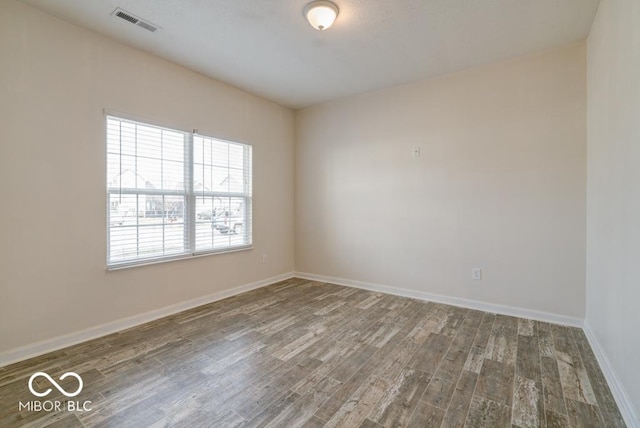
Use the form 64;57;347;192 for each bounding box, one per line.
304;1;339;31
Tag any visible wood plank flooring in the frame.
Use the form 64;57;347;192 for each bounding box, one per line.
0;278;626;427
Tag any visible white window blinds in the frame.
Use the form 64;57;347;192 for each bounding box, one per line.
193;135;252;253
106;115;252;268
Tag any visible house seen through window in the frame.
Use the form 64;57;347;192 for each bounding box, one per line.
106;115;252;267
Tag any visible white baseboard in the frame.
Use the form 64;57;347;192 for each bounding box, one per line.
5;270;634;426
294;272;583;327
0;272;294;368
297;271;640;424
583;322;640;428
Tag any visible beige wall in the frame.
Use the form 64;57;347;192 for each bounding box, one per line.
0;0;294;353
0;0;594;361
296;44;587;318
587;0;640;417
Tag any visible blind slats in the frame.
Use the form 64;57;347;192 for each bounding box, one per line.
106;116;252;267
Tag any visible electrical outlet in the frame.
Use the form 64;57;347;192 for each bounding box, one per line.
472;268;482;281
262;254;268;264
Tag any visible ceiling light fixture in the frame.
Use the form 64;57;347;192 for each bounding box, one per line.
304;1;339;31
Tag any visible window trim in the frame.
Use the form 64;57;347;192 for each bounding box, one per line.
106;245;253;271
105;111;253;270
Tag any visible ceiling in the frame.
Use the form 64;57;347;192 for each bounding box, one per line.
21;0;600;109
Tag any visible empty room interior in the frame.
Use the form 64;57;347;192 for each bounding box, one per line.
0;0;639;427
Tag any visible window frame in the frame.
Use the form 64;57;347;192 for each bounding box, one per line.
105;112;253;269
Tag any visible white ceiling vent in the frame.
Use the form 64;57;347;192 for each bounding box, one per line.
112;8;160;32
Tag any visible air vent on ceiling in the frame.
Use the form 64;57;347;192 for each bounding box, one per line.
112;8;160;32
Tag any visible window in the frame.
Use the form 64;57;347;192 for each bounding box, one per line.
106;115;252;268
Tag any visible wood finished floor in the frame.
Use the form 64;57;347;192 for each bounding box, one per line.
0;278;626;428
